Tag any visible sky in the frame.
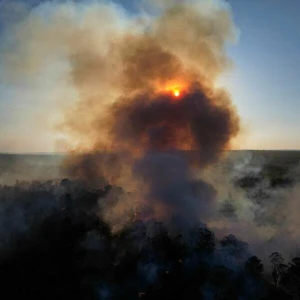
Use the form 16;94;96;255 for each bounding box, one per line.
224;0;300;150
0;0;300;152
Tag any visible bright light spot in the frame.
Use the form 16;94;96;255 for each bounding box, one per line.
173;89;180;97
160;82;186;98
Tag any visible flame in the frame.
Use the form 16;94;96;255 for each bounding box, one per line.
173;89;180;97
160;81;187;98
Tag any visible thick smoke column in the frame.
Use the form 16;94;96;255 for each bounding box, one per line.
61;0;240;227
1;0;240;227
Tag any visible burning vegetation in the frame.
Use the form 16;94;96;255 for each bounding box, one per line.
2;0;300;299
0;179;297;300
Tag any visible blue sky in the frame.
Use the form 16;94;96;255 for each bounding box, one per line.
0;0;299;152
224;0;300;149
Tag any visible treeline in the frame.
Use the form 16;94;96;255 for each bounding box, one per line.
0;179;298;299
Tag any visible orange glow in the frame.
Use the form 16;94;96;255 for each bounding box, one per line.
154;80;188;98
173;89;180;97
164;83;185;98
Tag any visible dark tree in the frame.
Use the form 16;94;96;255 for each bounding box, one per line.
245;255;264;277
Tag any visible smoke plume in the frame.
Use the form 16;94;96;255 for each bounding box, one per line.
1;0;240;228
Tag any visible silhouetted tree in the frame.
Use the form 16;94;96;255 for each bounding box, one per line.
245;255;264;277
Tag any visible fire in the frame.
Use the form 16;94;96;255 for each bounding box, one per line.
173;89;180;97
161;82;185;98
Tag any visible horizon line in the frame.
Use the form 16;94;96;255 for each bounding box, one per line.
1;149;300;155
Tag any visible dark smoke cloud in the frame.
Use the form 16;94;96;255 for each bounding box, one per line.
133;151;217;227
110;85;239;163
62;83;239;228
